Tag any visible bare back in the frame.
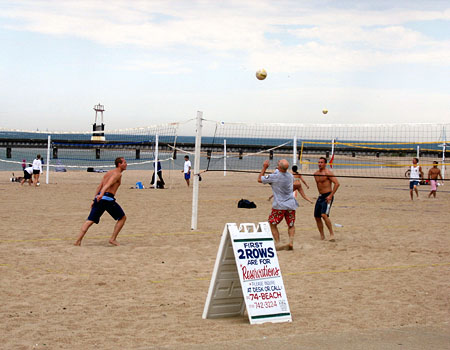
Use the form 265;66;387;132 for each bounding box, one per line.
98;168;122;195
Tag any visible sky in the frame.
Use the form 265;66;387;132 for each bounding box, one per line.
0;0;449;132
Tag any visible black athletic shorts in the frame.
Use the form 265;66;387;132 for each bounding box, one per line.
314;192;333;218
87;192;125;224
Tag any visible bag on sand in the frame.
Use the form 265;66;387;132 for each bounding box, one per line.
237;199;257;209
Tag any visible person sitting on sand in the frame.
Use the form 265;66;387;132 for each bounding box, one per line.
75;157;127;246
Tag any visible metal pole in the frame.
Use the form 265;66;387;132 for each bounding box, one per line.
331;138;335;158
153;134;159;188
416;145;420;158
46;135;51;184
442;143;446;180
224;139;227;177
191;111;203;230
293;135;297;166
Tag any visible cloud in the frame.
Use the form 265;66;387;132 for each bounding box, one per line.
1;0;450;73
119;58;192;74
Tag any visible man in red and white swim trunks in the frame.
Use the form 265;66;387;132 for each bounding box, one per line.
428;161;443;198
258;159;298;250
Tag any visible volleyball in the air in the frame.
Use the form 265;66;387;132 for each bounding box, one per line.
322;109;328;115
256;69;267;80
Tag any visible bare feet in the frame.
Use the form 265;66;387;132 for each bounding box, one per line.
320;234;325;240
288;244;294;250
74;241;81;246
329;238;336;242
275;243;289;251
109;240;119;246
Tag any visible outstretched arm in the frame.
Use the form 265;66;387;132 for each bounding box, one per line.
258;160;270;183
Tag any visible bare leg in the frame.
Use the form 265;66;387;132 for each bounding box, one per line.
410;189;413;200
270;223;289;250
322;214;335;241
109;215;126;246
287;225;295;250
315;217;325;240
74;220;95;246
414;186;419;199
270;223;280;244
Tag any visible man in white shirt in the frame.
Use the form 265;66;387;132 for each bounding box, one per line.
409;157;423;200
182;155;192;187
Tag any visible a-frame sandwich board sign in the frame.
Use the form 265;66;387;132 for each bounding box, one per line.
202;222;292;324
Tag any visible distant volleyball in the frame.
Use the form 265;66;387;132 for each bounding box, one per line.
256;69;267;80
322;109;328;115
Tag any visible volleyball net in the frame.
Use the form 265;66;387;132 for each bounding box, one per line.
0;123;179;172
1;120;449;180
203;122;449;179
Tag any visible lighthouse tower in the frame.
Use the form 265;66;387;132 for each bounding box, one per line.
91;103;106;141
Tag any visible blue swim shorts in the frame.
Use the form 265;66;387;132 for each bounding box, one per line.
87;192;125;224
314;192;333;218
409;180;419;190
184;172;191;180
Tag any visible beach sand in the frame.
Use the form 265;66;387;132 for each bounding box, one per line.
1;170;449;349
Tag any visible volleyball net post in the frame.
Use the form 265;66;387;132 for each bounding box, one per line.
293;135;297;167
46;135;51;184
191;111;203;230
442;143;446;180
224;139;227;177
152;134;159;188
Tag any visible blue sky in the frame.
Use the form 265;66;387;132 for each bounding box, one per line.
0;0;449;131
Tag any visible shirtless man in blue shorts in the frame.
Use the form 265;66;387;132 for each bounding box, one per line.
314;157;340;241
74;157;127;246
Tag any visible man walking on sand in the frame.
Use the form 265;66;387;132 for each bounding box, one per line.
258;159;298;250
314;157;340;242
409;157;423;200
182;155;192;187
428;161;443;198
75;157;127;246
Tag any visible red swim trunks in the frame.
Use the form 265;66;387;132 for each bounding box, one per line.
268;209;296;227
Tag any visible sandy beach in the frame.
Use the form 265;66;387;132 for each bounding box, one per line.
1;169;449;349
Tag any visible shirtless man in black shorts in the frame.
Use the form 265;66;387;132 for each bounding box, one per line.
314;157;340;241
74;157;127;246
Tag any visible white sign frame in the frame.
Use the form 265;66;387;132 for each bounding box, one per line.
202;222;292;324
